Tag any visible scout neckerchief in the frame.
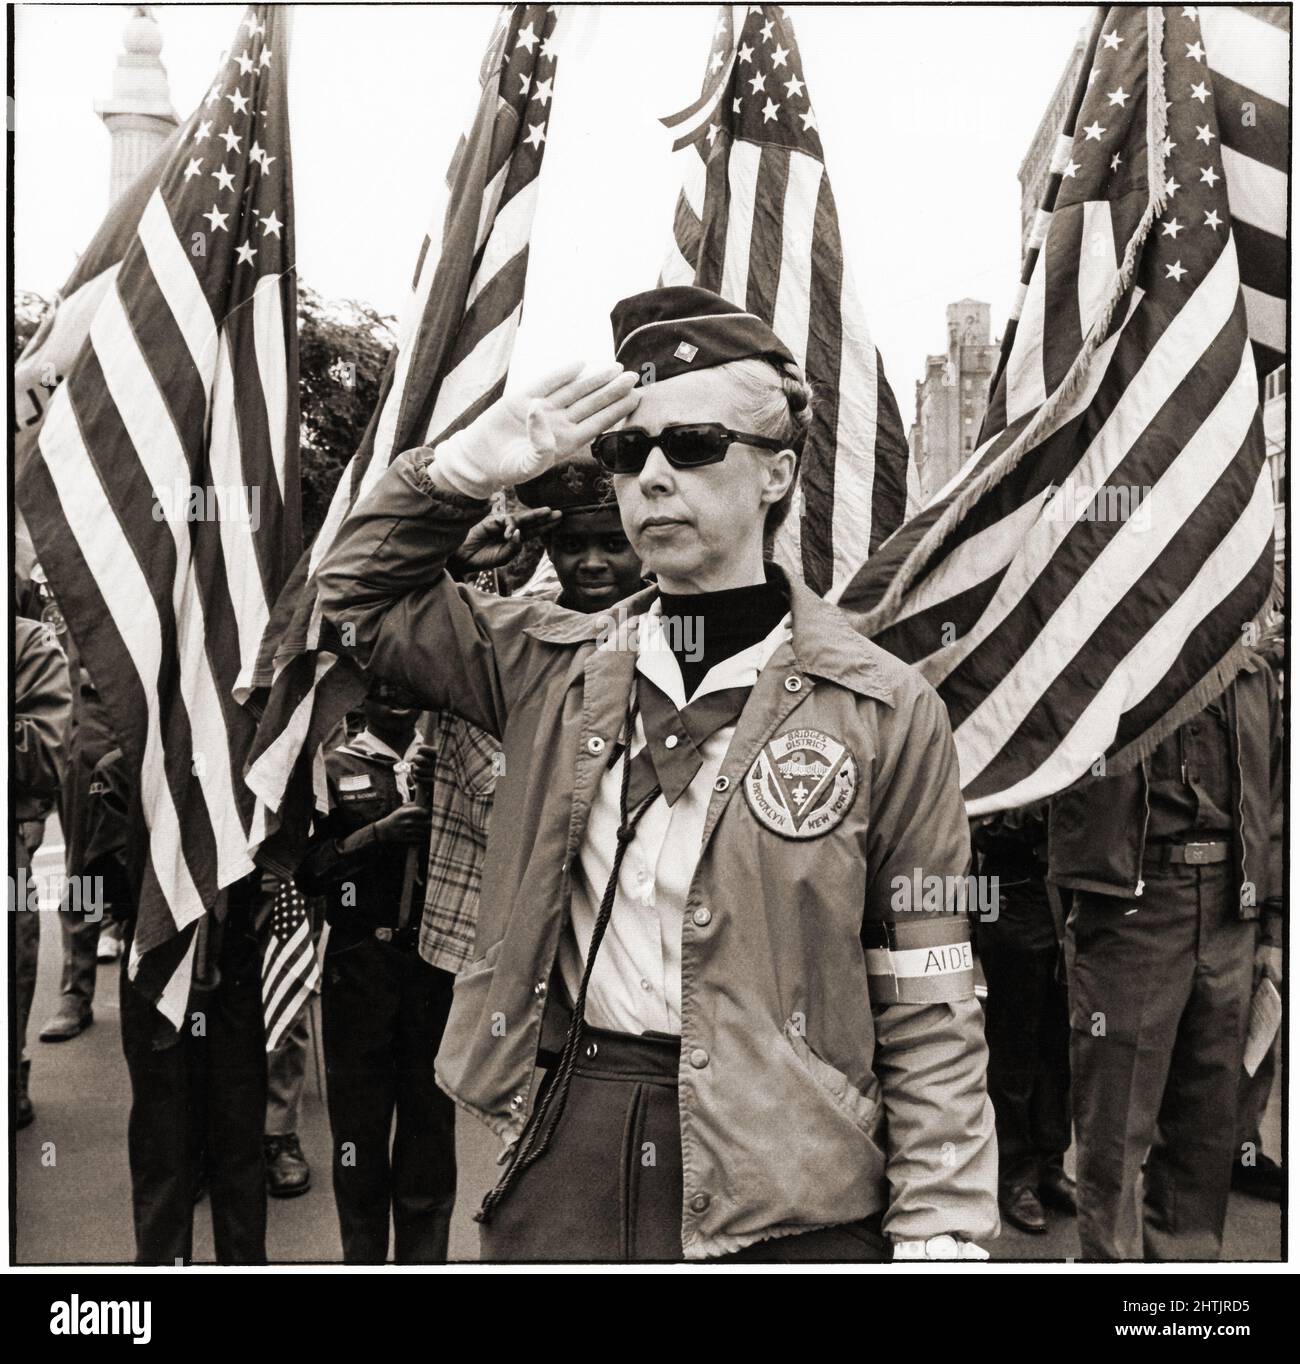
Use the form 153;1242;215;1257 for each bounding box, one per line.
624;676;750;807
339;728;421;802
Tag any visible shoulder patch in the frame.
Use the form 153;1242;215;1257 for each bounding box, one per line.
744;727;858;839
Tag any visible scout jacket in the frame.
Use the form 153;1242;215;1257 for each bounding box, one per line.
318;449;999;1258
1048;655;1283;945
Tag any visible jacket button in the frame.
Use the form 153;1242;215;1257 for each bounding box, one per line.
587;736;605;755
692;907;712;927
533;980;547;996
664;734;679;749
690;1193;711;1213
585;1041;599;1059
713;775;730;792
784;675;803;693
689;1047;709;1069
510;1094;525;1109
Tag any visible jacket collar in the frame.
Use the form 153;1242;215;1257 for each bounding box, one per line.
522;566;894;703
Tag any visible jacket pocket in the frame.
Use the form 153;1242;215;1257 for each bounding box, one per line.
782;1020;882;1138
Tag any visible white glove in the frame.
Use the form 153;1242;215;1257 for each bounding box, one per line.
429;362;640;499
892;1235;989;1261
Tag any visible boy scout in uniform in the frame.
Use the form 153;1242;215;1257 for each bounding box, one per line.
298;680;457;1263
319;287;998;1262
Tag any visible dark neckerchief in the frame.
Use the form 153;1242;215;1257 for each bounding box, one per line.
658;567;789;699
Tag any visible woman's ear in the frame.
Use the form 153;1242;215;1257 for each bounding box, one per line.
759;448;798;505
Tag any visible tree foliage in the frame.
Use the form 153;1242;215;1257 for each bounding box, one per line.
296;284;396;543
13;289;51;363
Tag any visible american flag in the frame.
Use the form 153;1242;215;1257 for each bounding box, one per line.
17;6;300;1023
837;5;1279;816
245;3;559;878
1200;5;1288;379
659;4;910;596
261;877;319;1052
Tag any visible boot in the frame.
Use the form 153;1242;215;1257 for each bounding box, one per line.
39;997;93;1042
264;1133;312;1198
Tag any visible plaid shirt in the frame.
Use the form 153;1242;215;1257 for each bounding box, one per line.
418;708;500;973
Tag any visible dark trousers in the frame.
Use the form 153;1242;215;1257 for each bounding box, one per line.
119;915;268;1265
321;931;457;1264
55;900;100;1013
266;1004;310;1137
1065;863;1256;1261
977;885;1071;1193
478;1023;887;1264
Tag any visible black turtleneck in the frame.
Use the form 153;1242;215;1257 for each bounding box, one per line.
658;568;789;699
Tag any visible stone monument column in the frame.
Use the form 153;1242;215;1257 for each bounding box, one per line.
94;5;179;206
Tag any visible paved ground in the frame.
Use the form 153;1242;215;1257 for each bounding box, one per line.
14;833;1283;1265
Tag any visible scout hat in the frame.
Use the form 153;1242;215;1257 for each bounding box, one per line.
516;455;623;531
610;285;796;386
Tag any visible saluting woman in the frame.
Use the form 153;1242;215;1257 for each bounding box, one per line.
318;286;998;1263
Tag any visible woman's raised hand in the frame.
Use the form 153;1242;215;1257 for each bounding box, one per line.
433;362;640;498
516;363;641;476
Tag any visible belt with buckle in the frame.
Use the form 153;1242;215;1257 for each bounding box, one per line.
373;925;419;949
1143;839;1230;869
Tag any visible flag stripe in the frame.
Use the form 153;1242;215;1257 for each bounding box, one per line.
33;392;210;948
744;144;789;322
1202;4;1290;107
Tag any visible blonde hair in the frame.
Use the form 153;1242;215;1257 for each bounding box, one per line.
718;356;813;540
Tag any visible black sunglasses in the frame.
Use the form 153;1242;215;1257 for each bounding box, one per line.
591;422;792;474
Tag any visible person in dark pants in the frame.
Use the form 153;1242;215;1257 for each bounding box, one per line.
318;287;998;1263
1050;651;1283;1261
298;681;457;1264
40;673;118;1043
86;749;269;1264
1232;633;1283;1204
12;613;71;1129
973;805;1073;1234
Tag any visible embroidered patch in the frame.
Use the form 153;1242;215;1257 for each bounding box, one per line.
338;774;372;792
674;341;699;363
743;728;858;839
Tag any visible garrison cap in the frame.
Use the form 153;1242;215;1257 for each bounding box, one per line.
610;285;796;386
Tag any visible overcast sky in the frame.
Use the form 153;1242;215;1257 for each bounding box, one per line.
13;2;1090;408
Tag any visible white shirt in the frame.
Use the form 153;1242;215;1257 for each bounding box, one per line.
560;602;792;1035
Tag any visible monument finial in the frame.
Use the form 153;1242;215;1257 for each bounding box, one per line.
94;4;180;205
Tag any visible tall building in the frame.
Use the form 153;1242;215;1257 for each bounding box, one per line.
94;5;178;207
1016;27;1088;260
909;300;1000;504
